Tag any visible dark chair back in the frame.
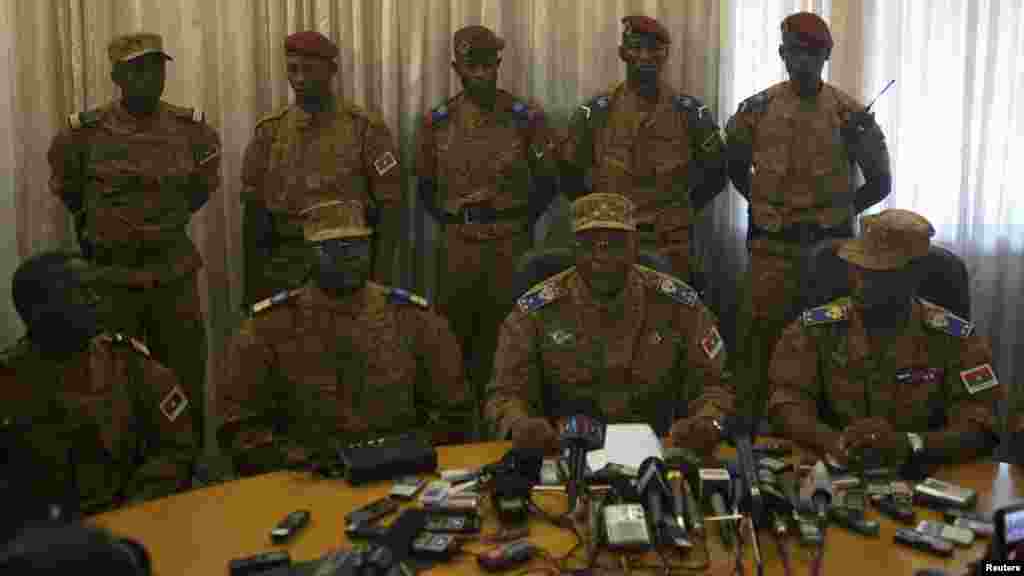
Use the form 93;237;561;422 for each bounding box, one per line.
512;248;673;301
798;240;971;319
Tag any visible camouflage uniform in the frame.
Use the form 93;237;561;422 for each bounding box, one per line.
415;26;560;431
241;31;402;305
47;34;220;449
560;16;727;282
768;210;1001;462
726;14;891;424
486;194;733;439
219;200;471;476
0;334;196;515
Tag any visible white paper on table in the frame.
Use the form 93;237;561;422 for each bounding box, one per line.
585;423;664;473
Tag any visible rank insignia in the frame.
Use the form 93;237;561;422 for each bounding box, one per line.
428;105;449;127
518;283;559;313
655;276;697;306
159;385;189;423
802;301;849;326
700;326;723;360
926;310;974;338
512;101;526;114
373;151;398;176
960;363;998;395
548;329;576;346
251;289;301;315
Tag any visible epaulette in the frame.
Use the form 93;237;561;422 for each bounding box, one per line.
635;265;699;307
255;107;288;129
424;101;452;128
67;108;103;130
737;90;771;115
920;299;974;338
577;92;611;121
801;297;851;327
250;288;302;316
674;94;708;117
167;104;205;124
516;269;572;314
388;287;429;309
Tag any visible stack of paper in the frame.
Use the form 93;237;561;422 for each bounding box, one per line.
585;423;664;474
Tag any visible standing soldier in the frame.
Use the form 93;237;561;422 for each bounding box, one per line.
1;253;198;515
415;26;560;434
218;200;472;477
726;12;891;425
559;15;727;285
47;33;220;450
242;31;402;306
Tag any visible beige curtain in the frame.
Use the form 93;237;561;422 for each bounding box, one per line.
0;0;720;452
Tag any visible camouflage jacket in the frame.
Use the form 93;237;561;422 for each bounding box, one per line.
0;334;197;515
486;265;731;439
768;297;1002;438
47;100;220;285
219;281;472;474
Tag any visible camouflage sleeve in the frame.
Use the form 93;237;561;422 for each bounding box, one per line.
240;122;272;205
767;321;837;455
414;113;436;180
724;101;757;200
485;309;544;439
524;102;560;223
558;106;590;201
683;101;728;213
682;302;731;421
361;113;402;286
127;358;197;503
407;306;473;445
192;121;222;199
47;127;84;211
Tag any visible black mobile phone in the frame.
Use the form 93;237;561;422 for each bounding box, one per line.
270;510;310;544
993;501;1024;561
423;513;481;534
344;497;399;526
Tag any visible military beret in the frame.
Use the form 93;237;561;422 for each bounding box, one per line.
453;25;505;60
838;209;935;270
572;193;636;233
622;15;671;45
781;12;833;50
285;31;339;60
107;33;172;64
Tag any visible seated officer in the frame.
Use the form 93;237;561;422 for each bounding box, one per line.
486;193;734;456
767;209;1002;468
0;252;197;515
0;521;149;575
219;199;472;476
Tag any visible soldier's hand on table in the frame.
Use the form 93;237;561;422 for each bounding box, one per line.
669;416;721;458
509;417;558;454
839;417;907;464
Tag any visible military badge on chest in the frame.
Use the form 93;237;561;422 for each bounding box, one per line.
895;367;942;386
547;328;576;347
700;326;723;360
159;385;189;423
960;363;998;395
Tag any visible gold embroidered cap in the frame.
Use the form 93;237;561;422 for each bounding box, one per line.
571;193;637;233
300;199;373;242
108;33;172;63
838;209;935;270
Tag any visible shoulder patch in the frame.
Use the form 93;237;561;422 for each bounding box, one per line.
68;109;102;130
517;270;571;314
250;288;302;316
960;363;999;395
802;298;851;327
921;302;974;338
635;265;698;307
158;385;189;423
388;287;429;309
425;103;450;128
737;90;771;115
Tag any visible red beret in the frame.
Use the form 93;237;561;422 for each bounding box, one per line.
781;12;833;50
622;15;671;45
284;31;339;60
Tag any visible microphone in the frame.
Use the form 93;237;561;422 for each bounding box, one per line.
805;461;833;522
558;401;606;513
665;448;703;536
699;467;735;547
723;416;765;527
638;457;690;547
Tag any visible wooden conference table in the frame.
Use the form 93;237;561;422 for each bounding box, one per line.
90;442;1024;575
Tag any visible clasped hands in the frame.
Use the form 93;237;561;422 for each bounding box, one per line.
509;415;723;458
830;417;908;468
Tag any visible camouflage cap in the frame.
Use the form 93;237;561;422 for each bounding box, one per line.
781;12;833;50
284;30;339;60
572;193;637;233
838;209;935;270
622;15;671;45
107;33;172;64
300;199;373;242
453;26;505;62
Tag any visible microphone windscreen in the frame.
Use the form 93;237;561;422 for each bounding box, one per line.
812;461;833;502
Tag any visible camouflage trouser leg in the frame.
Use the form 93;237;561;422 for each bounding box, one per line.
437;225;532;440
246;239;310;307
735;238;803;428
101;273;208;452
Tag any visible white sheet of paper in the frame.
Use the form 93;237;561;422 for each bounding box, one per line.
586;423;664;472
